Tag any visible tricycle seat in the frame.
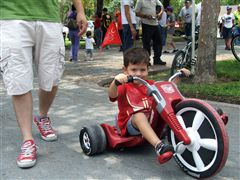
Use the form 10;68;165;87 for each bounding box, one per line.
101;123;145;149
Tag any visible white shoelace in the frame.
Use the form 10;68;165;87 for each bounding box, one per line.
40;118;54;134
20;144;37;158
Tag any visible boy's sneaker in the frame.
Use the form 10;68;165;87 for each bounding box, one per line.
155;142;174;164
34;116;57;141
17;140;37;168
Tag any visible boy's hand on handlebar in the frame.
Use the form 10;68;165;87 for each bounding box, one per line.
114;73;128;86
179;68;191;77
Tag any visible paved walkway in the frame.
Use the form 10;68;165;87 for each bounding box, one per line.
63;38;235;86
0;39;239;180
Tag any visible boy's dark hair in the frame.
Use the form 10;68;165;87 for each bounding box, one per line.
86;31;92;37
123;47;150;67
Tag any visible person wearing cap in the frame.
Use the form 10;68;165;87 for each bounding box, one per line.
164;6;178;54
135;0;166;65
233;4;240;35
178;0;193;38
221;6;235;50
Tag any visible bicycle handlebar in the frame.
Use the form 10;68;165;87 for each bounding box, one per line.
114;71;189;90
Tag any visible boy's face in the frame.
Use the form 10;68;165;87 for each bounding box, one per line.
123;62;148;84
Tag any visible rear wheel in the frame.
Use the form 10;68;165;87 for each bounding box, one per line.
169;100;229;178
231;35;240;62
79;125;107;156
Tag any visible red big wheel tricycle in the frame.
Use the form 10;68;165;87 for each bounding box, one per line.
79;72;229;179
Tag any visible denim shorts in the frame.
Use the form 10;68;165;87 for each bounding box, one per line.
127;116;141;136
222;27;233;39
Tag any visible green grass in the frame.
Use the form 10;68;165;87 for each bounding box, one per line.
149;60;240;104
216;60;240;81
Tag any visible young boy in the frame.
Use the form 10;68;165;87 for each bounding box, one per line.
85;31;95;60
108;47;190;164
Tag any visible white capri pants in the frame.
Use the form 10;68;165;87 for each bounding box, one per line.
0;20;65;95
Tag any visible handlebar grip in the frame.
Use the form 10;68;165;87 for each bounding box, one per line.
127;76;134;83
114;76;134;86
114;79;122;86
179;71;186;77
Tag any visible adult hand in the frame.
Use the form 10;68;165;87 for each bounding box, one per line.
76;13;88;36
131;27;137;40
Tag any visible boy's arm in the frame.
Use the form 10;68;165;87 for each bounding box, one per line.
108;80;119;99
108;73;128;99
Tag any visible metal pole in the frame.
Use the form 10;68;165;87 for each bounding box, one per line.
191;0;196;74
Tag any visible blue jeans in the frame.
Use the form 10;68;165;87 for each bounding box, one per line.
69;29;80;61
184;23;192;37
94;27;102;48
122;24;136;52
159;26;167;46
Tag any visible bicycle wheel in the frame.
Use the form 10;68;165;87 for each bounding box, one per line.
171;50;187;75
169;99;229;179
231;35;240;62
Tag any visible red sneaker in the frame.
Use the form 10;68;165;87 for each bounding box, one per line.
17;140;37;168
34;116;57;141
155;142;174;164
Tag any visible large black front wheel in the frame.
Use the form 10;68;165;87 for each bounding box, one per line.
169;100;229;179
231;35;240;62
171;50;187;75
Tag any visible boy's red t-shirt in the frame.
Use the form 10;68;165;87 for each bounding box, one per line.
110;79;155;136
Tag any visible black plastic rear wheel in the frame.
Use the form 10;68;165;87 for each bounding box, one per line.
79;125;107;156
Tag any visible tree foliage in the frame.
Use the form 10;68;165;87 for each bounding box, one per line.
60;0;236;22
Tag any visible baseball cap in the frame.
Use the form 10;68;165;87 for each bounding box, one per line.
226;6;232;10
166;6;173;12
185;0;191;3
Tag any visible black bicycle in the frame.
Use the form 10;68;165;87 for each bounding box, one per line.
231;26;240;62
171;32;199;75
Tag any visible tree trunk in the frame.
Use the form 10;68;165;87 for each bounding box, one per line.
96;0;104;15
194;0;220;84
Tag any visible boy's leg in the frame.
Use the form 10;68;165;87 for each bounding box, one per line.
131;112;173;164
131;112;160;147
